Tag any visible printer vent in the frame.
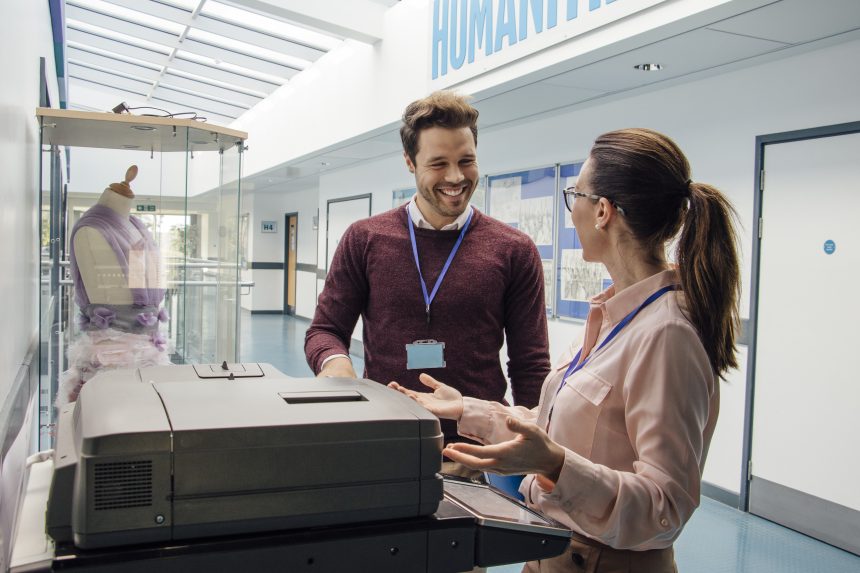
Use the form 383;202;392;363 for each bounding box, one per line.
93;460;153;510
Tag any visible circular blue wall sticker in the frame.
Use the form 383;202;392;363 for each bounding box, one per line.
823;240;836;255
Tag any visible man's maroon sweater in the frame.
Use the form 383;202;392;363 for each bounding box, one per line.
305;207;550;443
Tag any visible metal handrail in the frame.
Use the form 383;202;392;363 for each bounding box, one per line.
43;260;241;269
48;279;255;288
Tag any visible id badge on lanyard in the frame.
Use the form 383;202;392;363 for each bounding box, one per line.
406;339;446;370
406;205;473;370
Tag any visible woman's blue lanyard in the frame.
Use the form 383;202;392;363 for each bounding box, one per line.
407;206;474;326
550;284;677;415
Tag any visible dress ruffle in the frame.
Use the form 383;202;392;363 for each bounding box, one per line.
57;327;174;407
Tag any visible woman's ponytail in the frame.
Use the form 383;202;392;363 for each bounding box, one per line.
677;182;741;375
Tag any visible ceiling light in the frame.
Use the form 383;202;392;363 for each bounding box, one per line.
122;144;140;149
634;63;663;71
131;125;156;131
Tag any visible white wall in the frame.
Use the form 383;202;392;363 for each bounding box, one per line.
0;0;58;413
232;0;430;177
314;154;410;337
301;37;860;495
243;186;319;313
317;154;409;265
233;0;754;177
0;4;59;566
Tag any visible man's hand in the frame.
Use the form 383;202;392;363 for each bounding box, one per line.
317;356;358;379
388;373;464;421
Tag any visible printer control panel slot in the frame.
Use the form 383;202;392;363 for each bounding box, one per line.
279;390;367;404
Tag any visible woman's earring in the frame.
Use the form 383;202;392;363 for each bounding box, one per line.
594;224;601;230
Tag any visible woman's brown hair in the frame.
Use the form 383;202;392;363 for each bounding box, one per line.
589;128;741;375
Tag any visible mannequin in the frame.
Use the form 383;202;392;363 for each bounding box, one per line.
73;165;140;304
58;165;173;406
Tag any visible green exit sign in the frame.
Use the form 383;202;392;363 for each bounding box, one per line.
136;204;157;212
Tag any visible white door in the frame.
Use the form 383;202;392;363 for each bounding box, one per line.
326;195;371;271
750;130;860;555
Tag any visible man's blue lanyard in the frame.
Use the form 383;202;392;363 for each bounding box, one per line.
553;284;677;404
407;206;473;326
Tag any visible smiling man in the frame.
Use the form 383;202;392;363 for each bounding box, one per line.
305;91;550;474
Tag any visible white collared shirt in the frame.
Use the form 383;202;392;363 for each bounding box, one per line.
407;196;473;230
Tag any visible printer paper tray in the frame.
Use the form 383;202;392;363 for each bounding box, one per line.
51;504;478;573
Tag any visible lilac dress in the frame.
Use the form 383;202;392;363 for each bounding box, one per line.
58;204;173;406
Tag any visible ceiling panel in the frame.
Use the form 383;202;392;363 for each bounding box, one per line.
474;84;606;128
69;77;150;104
180;37;303;78
193;14;328;61
157;82;250;111
69;64;154;95
66;4;183;47
541;28;788;93
159;72;264;107
290;154;361;174
67;46;162;79
66;27;171;63
101;0;193;26
708;0;860;44
170;54;281;93
151;87;246;118
325;137;404;160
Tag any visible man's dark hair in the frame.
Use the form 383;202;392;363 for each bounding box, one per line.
400;91;479;162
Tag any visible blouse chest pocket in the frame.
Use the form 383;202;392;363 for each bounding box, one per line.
569;371;612;406
553;371;612;459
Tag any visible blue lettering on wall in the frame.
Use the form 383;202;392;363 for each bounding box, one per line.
468;0;494;63
519;0;544;41
451;0;468;69
433;0;622;79
432;0;449;79
495;0;518;52
547;0;558;28
567;0;578;21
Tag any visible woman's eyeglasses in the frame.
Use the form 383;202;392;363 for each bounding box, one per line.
562;186;626;216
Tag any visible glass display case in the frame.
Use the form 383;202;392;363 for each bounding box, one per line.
37;108;248;449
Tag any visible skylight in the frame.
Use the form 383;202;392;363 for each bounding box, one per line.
202;1;343;51
63;0;365;125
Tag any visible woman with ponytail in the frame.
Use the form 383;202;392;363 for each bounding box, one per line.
390;127;740;572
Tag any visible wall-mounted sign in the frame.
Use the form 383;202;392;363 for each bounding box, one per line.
430;0;666;86
261;221;277;233
135;204;156;212
823;239;836;255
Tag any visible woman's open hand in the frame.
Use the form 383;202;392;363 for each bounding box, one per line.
388;373;464;421
442;417;565;481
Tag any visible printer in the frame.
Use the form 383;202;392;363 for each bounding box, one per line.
9;363;570;572
46;363;444;549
